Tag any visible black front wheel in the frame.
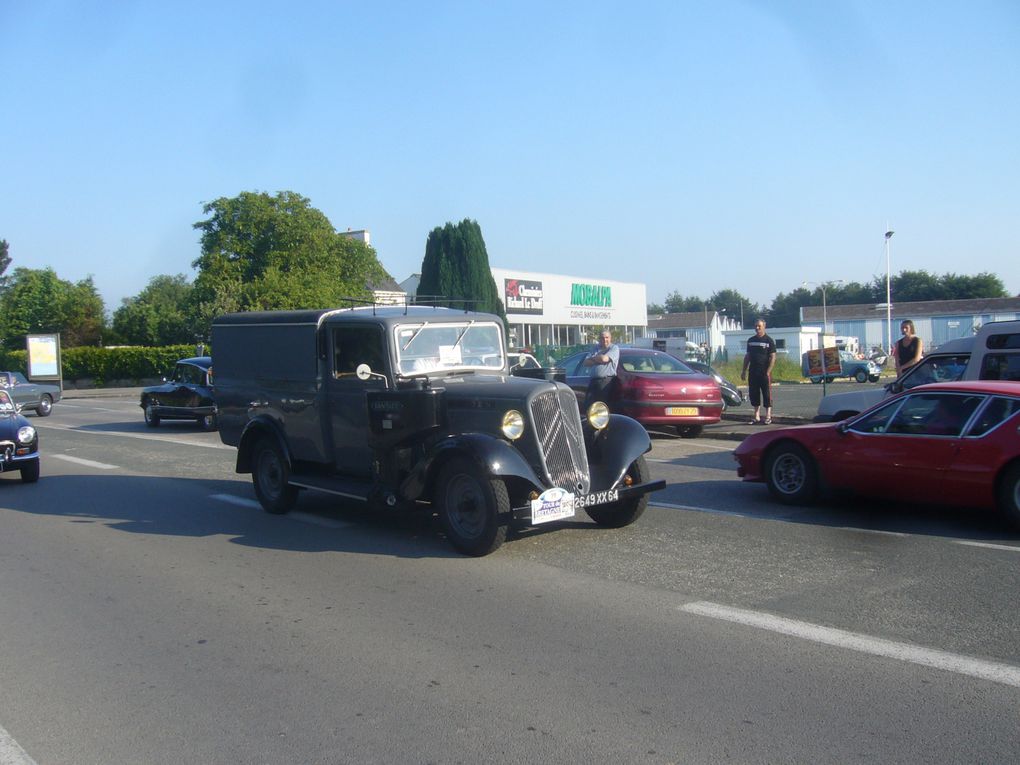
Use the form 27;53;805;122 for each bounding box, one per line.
198;413;217;431
436;458;509;556
765;442;818;504
20;458;40;483
585;455;650;528
252;437;298;514
143;400;160;427
855;369;868;383
36;394;53;417
997;463;1020;530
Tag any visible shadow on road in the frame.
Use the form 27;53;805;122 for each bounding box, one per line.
667;477;1020;543
0;472;619;558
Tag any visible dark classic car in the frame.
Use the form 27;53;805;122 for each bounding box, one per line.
0;371;61;416
211;306;665;556
735;381;1020;527
139;356;217;430
683;360;744;411
0;388;40;482
560;347;723;438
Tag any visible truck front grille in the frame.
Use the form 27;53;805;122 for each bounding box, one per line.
529;388;590;494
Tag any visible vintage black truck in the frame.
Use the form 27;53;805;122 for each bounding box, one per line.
211;305;664;555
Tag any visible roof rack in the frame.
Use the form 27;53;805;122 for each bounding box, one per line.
327;295;479;316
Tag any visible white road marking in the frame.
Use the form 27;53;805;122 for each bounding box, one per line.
680;601;1020;689
651;502;1018;543
956;540;1020;552
209;495;352;529
210;493;260;509
35;422;232;449
49;454;119;470
52;402;125;412
0;723;39;765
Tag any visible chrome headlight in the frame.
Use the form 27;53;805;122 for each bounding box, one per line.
587;401;610;430
17;425;36;444
501;409;525;440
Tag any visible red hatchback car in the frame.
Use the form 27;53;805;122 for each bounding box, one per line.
734;381;1020;527
562;347;723;437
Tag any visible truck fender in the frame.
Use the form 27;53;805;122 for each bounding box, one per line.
588;414;653;490
400;433;543;501
235;416;292;474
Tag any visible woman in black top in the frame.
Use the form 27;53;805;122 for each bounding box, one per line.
894;319;924;375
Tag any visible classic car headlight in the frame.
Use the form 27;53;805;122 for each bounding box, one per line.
501;409;525;440
587;401;610;430
17;425;36;444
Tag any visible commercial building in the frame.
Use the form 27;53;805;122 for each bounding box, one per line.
800;296;1020;353
489;268;649;350
396;267;650;351
645;311;742;361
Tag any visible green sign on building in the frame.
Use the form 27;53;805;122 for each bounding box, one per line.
570;283;612;307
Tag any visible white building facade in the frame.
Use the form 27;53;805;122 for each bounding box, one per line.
490;268;649;350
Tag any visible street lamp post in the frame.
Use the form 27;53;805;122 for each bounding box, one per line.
802;279;844;336
703;304;710;362
803;280;844;395
885;229;895;356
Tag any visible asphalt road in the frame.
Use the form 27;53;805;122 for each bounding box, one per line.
1;394;1018;764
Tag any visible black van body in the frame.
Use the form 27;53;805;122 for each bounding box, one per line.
212;305;663;555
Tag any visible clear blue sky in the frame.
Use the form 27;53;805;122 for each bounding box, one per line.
3;0;1018;313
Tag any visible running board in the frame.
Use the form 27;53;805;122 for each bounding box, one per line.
289;474;372;502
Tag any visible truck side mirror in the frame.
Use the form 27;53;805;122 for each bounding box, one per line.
356;364;389;389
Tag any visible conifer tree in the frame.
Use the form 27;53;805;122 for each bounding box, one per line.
418;219;506;320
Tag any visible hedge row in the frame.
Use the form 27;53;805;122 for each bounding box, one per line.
0;345;207;386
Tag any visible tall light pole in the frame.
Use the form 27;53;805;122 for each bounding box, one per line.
703;303;710;361
885;229;895;355
802;279;844;337
803;280;844;395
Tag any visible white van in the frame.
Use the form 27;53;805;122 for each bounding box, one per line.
815;320;1020;421
835;336;860;355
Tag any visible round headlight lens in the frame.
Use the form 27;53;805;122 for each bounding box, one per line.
501;409;525;440
17;425;36;444
587;401;610;430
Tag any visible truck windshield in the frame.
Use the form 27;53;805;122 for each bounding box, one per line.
395;322;505;375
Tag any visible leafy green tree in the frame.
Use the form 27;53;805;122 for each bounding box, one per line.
708;289;758;328
0;267;106;348
0;240;11;291
647;302;665;315
825;280;876;305
113;274;195;346
190;191;391;334
662;292;704;313
930;271;1006;300
767;286;813;328
418;219;506;319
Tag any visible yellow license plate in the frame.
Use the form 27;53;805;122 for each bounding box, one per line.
666;406;698;416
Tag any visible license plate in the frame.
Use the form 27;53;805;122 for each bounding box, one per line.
666;406;698;416
575;489;619;509
530;487;621;523
530;487;576;524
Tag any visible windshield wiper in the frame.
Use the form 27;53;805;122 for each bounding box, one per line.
400;322;431;352
451;320;476;350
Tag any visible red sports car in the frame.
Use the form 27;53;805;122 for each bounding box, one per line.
562;347;722;437
733;381;1020;527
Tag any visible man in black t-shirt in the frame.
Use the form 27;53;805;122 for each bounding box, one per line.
740;319;777;424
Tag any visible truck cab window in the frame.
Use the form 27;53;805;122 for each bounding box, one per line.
333;326;386;379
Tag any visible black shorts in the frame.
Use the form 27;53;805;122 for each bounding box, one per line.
748;370;772;408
